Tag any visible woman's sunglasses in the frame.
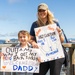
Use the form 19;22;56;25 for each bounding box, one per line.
38;9;46;12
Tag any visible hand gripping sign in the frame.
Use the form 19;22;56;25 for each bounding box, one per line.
0;47;40;73
34;24;65;62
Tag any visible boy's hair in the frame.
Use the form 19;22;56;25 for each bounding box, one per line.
18;30;30;40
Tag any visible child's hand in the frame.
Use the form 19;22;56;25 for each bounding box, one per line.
0;52;3;57
37;57;41;62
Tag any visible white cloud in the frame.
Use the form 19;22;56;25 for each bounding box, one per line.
7;0;22;4
0;32;18;37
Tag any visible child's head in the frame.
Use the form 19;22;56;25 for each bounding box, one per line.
18;30;30;45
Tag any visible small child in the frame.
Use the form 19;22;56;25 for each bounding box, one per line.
16;30;40;75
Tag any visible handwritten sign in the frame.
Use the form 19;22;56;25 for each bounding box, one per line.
0;47;40;73
34;24;65;62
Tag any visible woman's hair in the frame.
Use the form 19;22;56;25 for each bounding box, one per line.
37;4;55;27
18;30;30;40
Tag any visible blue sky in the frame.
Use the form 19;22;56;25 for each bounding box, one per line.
0;0;75;39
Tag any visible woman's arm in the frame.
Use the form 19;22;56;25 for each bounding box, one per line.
28;35;39;48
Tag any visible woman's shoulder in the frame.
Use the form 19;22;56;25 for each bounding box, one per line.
32;21;37;25
53;19;58;23
53;19;60;27
31;21;38;28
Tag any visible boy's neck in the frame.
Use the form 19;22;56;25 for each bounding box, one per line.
21;43;28;48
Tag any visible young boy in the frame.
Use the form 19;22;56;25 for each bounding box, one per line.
16;30;40;75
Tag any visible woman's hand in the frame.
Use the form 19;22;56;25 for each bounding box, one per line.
56;26;65;43
31;41;39;48
56;26;62;34
29;35;39;48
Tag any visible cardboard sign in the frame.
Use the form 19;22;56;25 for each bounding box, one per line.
34;24;65;62
0;47;40;73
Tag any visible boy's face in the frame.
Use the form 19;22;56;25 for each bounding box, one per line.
18;33;28;45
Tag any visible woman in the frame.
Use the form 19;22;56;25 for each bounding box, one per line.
30;3;65;75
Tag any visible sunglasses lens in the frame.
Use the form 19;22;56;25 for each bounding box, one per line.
38;10;46;12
